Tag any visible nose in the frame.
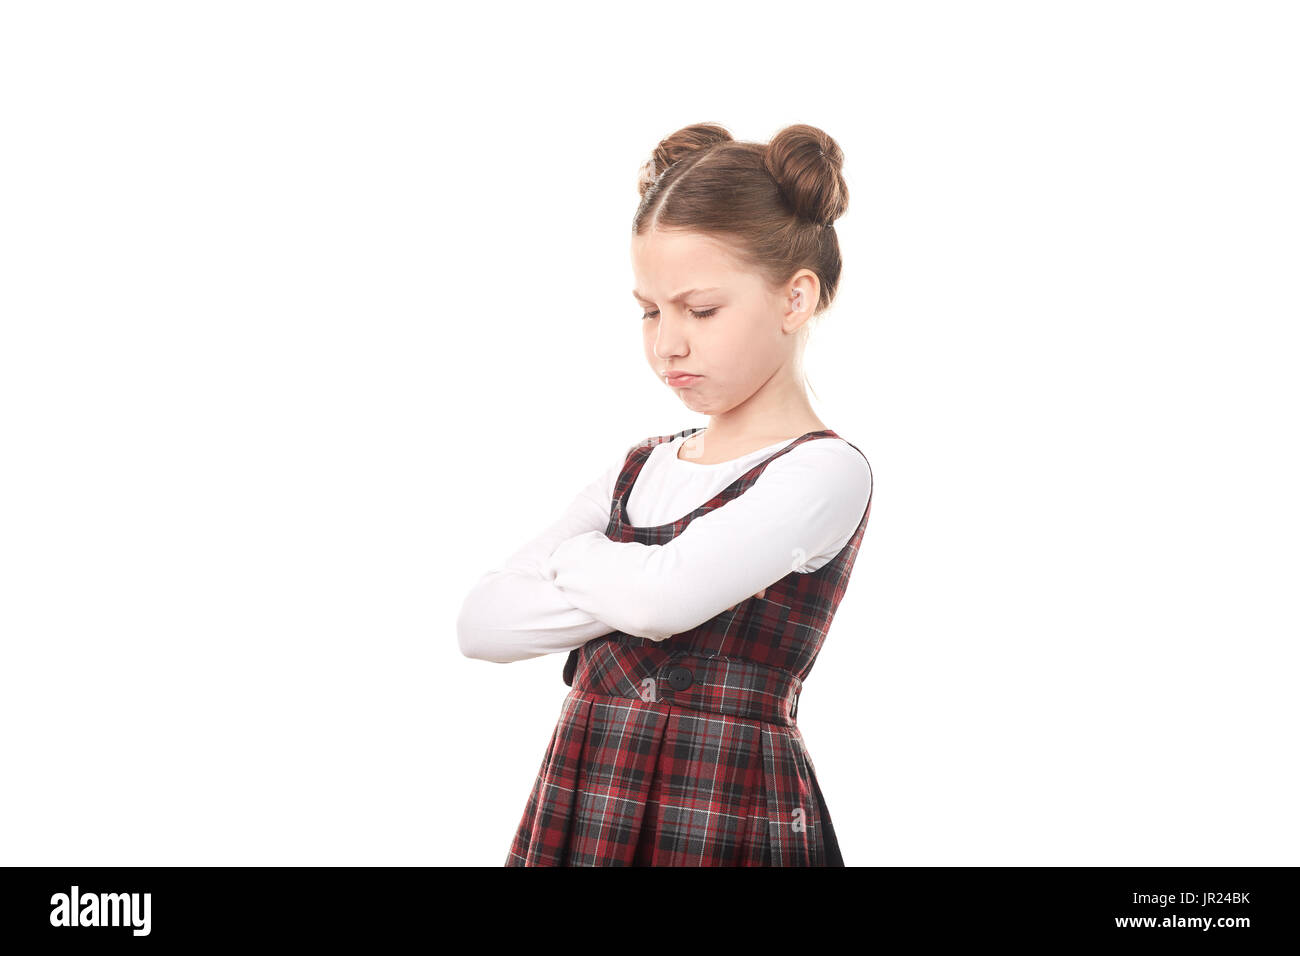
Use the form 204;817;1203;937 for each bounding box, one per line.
652;308;689;360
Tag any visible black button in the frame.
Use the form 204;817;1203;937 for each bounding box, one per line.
666;665;693;691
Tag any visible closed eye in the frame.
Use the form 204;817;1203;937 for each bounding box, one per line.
641;308;719;320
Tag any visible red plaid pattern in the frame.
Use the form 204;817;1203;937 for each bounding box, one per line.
507;427;872;866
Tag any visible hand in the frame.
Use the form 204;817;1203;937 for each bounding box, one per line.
727;587;766;612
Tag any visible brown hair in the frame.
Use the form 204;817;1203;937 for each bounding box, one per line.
632;122;849;316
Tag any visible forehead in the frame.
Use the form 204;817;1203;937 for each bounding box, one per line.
630;230;744;288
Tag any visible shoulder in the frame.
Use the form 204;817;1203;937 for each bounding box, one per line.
765;436;872;502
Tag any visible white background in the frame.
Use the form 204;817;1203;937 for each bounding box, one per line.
2;1;1296;866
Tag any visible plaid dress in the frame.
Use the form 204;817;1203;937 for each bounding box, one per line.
506;426;873;866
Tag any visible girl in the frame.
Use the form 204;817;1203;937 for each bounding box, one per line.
458;122;873;866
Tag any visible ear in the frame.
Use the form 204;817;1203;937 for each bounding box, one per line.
782;271;820;331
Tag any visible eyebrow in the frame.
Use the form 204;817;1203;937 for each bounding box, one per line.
631;287;723;303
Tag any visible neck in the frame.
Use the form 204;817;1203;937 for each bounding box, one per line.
701;369;825;449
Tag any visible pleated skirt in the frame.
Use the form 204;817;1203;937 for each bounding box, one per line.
506;688;844;866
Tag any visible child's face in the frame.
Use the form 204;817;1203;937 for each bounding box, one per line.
631;229;802;416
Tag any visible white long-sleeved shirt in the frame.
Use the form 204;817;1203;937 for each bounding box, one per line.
457;431;872;663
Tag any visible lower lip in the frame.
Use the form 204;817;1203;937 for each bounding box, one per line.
667;375;701;387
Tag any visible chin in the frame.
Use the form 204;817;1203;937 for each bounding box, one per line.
678;394;716;413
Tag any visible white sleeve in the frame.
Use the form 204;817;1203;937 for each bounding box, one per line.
540;440;871;640
457;452;624;663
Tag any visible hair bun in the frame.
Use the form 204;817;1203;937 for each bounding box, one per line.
637;123;735;197
763;124;848;227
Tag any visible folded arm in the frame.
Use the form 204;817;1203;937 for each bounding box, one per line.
541;439;872;640
457;455;623;663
